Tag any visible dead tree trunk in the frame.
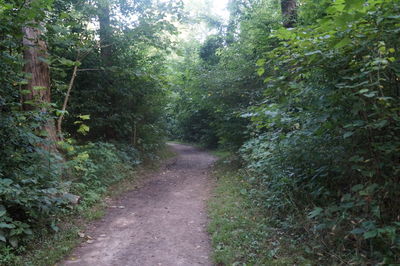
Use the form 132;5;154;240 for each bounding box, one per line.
281;0;297;28
22;25;58;145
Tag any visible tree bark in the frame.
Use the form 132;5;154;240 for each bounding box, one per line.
281;0;297;28
22;25;58;145
22;26;51;111
98;0;112;66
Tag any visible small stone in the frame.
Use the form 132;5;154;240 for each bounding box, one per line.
64;193;81;205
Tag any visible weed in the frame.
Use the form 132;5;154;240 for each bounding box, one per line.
208;159;311;265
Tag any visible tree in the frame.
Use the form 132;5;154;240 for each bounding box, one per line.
281;0;297;27
98;0;113;65
22;5;58;145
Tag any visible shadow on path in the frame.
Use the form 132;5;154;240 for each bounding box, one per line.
61;143;217;266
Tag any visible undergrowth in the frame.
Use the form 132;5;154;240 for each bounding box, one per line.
0;142;174;266
208;156;311;265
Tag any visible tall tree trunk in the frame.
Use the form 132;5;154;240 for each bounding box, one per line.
22;25;58;145
281;0;297;28
98;0;112;66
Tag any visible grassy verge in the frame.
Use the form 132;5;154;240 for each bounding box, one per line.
167;139;204;149
208;156;311;265
4;144;176;266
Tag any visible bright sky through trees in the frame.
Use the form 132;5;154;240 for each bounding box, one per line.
211;0;230;22
178;0;229;41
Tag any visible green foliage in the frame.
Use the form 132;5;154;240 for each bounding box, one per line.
199;35;223;66
47;0;180;146
63;141;140;208
0;138;140;251
208;159;307;265
167;1;277;149
2;0;400;264
0;139;142;262
0;0;66;249
0;0;180;258
239;0;400;263
170;0;400;264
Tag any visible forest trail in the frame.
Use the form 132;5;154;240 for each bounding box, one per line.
61;143;217;266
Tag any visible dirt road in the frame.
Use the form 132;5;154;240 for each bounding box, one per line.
62;143;216;266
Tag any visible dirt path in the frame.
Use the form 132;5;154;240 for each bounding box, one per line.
62;143;217;266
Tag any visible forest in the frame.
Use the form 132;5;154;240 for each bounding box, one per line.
1;0;399;265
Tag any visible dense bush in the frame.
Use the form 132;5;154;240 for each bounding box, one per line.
0;139;140;251
0;0;178;257
64;142;141;208
240;0;400;263
168;29;266;149
0;0;65;249
170;0;400;264
0;139;65;249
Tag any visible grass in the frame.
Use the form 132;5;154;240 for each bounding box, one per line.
168;140;233;159
210;149;231;159
1;144;177;266
207;158;311;266
167;139;203;149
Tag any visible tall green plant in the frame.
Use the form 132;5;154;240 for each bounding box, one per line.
244;0;400;262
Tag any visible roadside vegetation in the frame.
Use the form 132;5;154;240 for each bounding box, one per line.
1;0;181;263
170;0;400;264
208;157;309;265
1;0;399;265
1;145;174;266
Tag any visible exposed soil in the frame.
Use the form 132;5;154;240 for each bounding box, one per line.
61;143;217;266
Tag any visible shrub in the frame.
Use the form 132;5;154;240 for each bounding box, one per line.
64;142;140;207
241;0;400;263
0;138;141;252
0;113;66;248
